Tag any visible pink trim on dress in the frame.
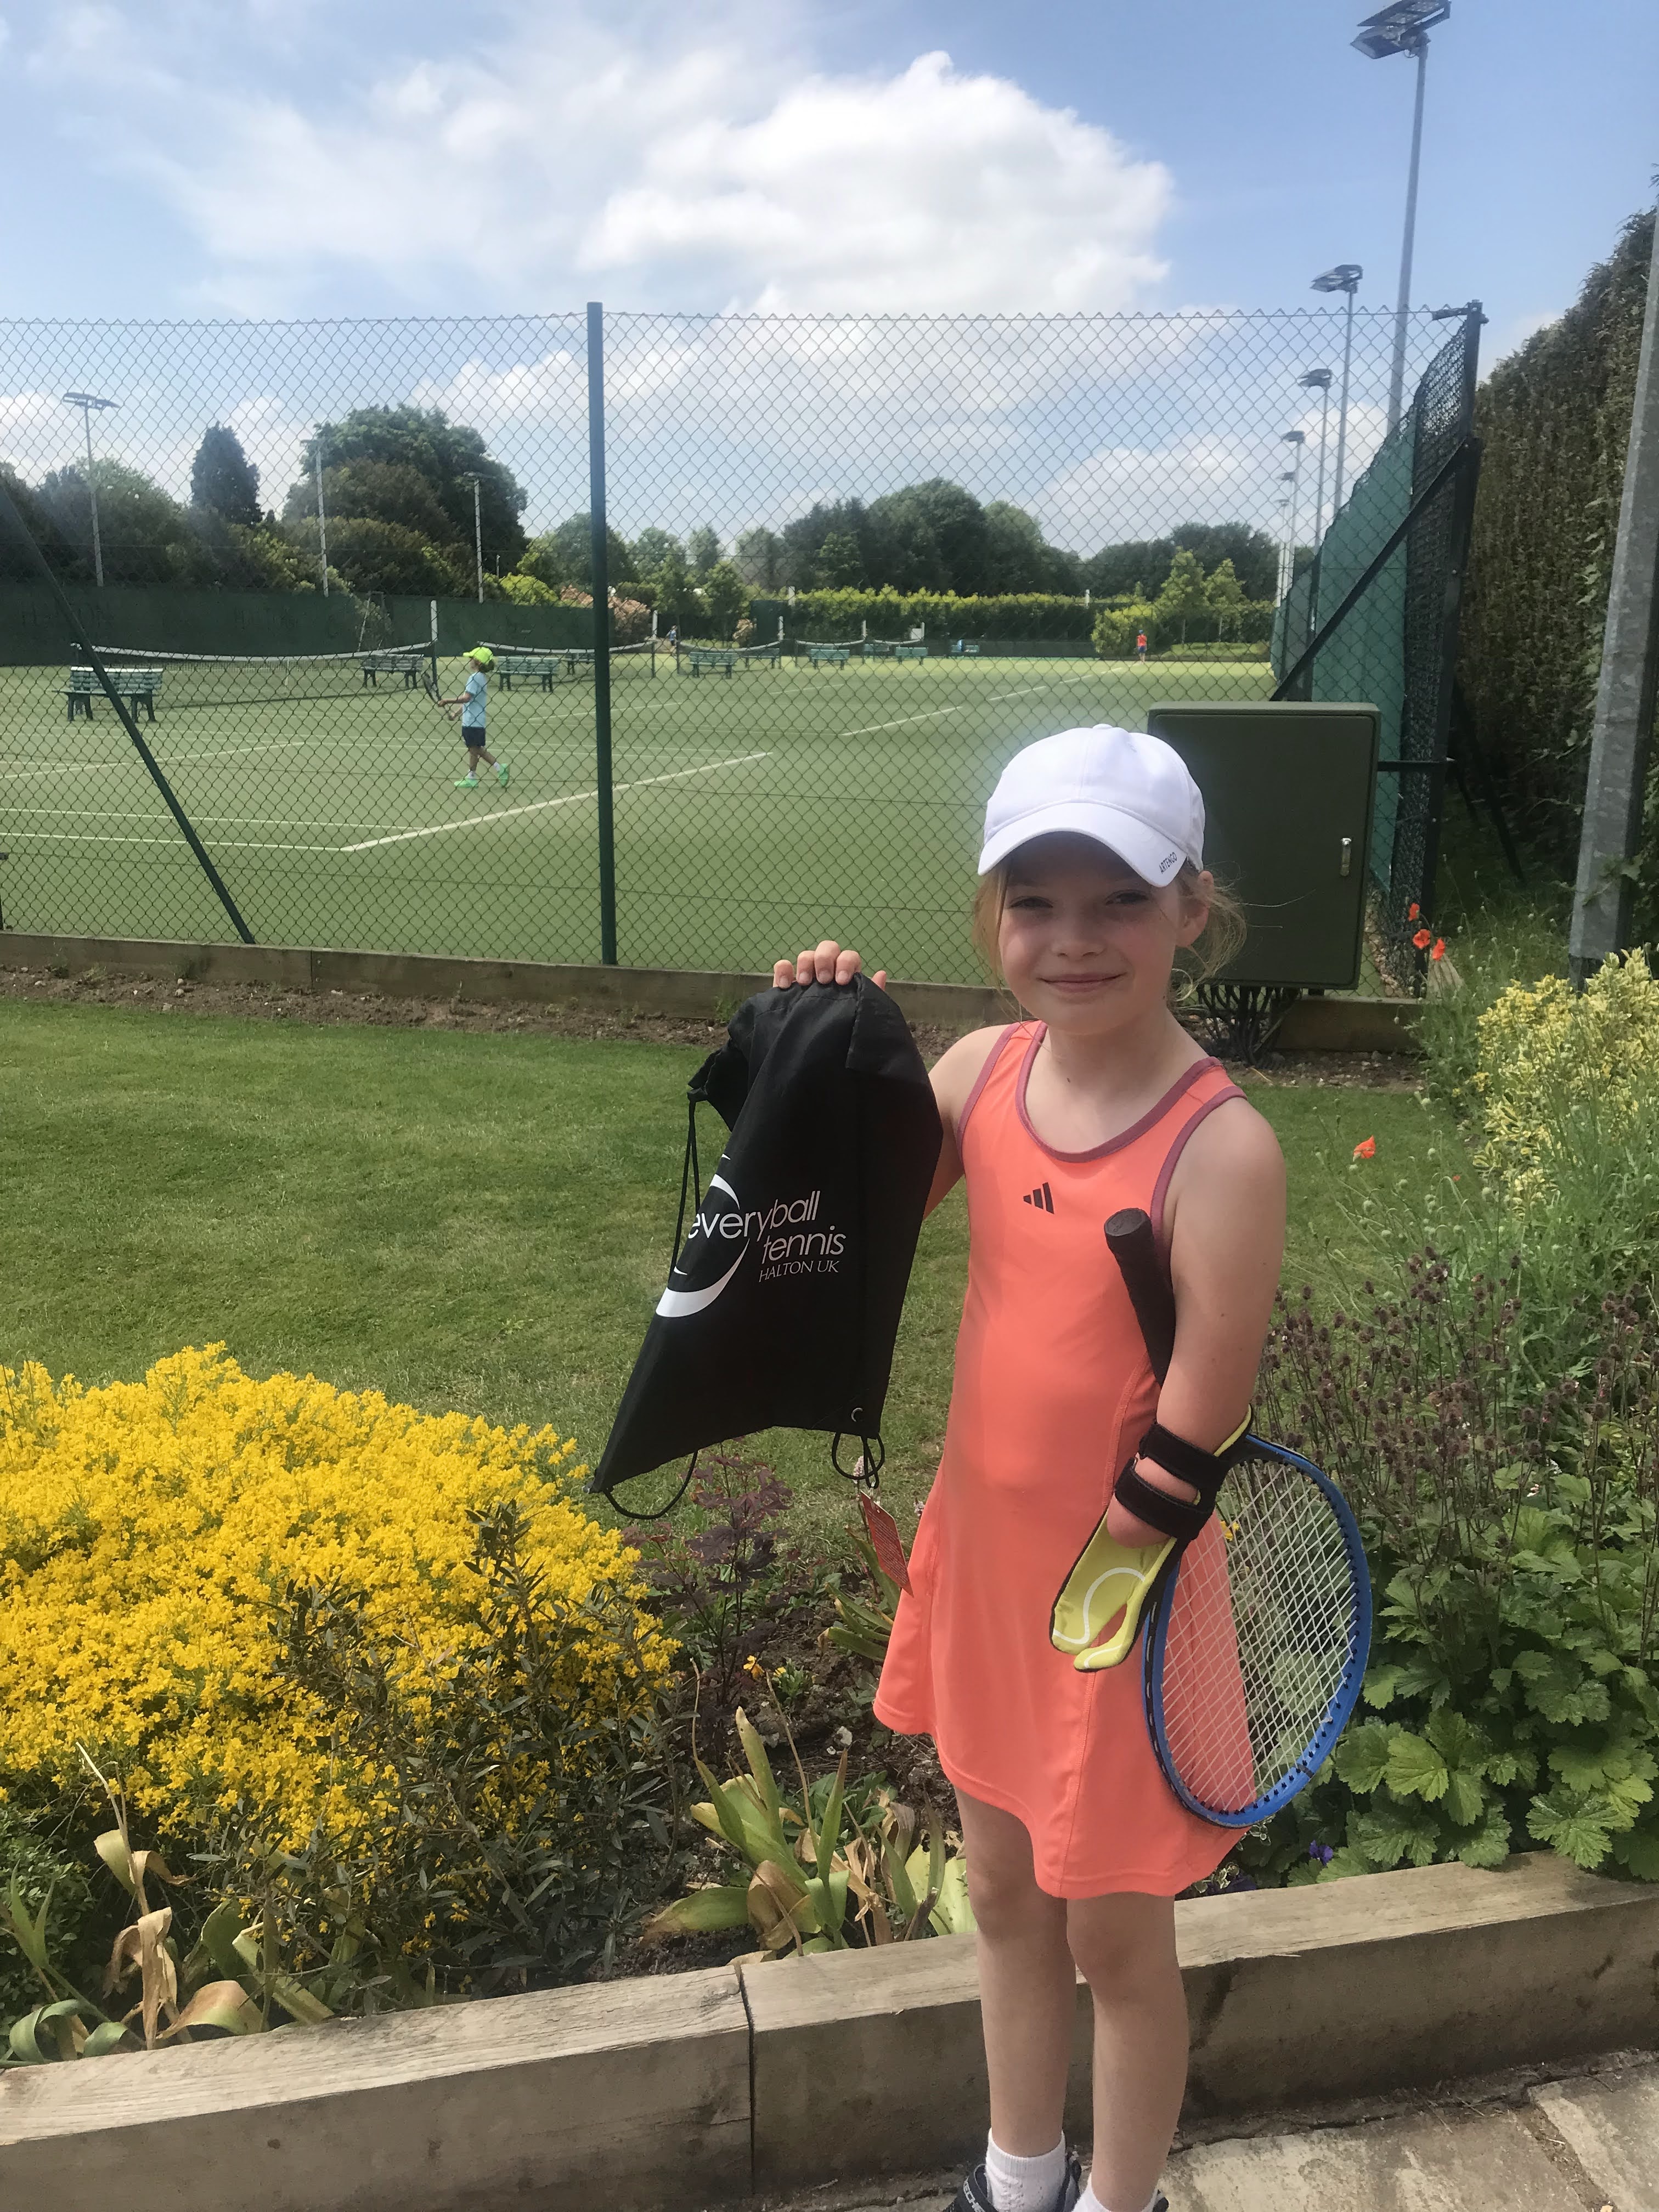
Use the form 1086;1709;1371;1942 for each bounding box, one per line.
1015;1027;1223;1164
1149;1083;1248;1246
956;1024;1022;1146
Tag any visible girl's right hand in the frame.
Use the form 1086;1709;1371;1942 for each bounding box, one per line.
771;940;887;990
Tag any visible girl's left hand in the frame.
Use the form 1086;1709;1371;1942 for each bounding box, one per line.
771;939;887;990
1105;1454;1199;1550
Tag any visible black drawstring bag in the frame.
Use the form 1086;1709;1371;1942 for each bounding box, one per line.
590;977;942;1508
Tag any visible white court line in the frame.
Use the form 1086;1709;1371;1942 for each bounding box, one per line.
341;752;771;852
2;805;396;832
0;738;313;782
838;684;1053;738
5;831;338;851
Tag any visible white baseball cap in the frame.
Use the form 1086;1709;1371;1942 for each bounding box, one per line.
978;725;1206;887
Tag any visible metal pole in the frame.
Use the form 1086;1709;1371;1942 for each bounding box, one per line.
1570;215;1659;987
1334;286;1357;513
587;300;618;967
1387;36;1429;434
81;403;105;589
0;474;256;943
1313;384;1331;548
471;477;484;603
314;439;330;596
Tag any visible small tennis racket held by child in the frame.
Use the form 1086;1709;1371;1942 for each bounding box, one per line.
1051;1207;1372;1827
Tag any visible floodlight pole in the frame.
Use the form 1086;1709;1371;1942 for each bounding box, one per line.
313;434;330;596
460;473;484;603
1300;371;1334;545
1280;433;1306;599
1335;282;1358;508
63;392;116;588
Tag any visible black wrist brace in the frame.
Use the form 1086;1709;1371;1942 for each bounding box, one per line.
1112;1419;1244;1544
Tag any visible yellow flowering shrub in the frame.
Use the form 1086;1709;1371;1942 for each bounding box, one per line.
1472;949;1659;1206
0;1347;666;1854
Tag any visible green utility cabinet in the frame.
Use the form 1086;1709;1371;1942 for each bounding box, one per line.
1146;701;1379;991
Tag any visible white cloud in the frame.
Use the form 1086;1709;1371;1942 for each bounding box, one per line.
20;7;1171;317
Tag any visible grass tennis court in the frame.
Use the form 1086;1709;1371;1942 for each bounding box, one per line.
0;650;1272;981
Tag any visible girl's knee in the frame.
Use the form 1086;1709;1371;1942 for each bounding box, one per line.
1066;1894;1178;1995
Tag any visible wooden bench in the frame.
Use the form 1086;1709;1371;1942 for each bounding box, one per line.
64;667;161;722
686;648;736;678
806;645;851;666
360;653;426;688
949;639;981;657
895;643;929;661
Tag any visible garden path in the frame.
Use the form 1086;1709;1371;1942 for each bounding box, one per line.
791;2059;1654;2212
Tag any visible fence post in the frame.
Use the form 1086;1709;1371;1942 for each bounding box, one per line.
587;300;618;967
1570;213;1659;989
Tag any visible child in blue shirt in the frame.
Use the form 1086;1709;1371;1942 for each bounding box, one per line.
439;647;507;787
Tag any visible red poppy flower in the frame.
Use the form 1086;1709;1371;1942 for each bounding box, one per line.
1412;928;1432;951
1408;903;1420;921
1430;938;1446;961
1352;1136;1377;1160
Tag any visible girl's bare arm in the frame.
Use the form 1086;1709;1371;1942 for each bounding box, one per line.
1108;1098;1285;1543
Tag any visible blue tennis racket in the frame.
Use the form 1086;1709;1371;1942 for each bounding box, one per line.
1107;1209;1372;1827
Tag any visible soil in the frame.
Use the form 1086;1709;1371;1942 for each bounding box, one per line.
0;959;1424;1090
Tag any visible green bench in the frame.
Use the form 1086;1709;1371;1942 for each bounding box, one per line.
686;648;736;678
861;639;894;658
950;640;980;657
360;653;425;687
495;653;588;690
64;666;161;722
806;645;851;666
895;643;929;661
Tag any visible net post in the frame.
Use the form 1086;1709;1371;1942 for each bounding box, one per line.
588;300;618;966
0;475;257;946
428;596;439;696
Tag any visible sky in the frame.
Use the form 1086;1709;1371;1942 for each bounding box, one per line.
0;0;1653;363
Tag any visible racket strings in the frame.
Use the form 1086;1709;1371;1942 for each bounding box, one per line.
1159;1457;1361;1815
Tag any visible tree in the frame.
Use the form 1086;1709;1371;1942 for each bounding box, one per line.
865;480;990;594
734;526;785;588
284;460;457;548
814;532;865;588
1153;548;1209;642
190;425;261;528
285;515;465;596
291;407;528;573
36;460;214;588
0;462;84;580
686;526;721;578
1204;557;1246;639
653;544;700;635
628;527;682;580
521;515;631;590
983;503;1051;594
701;561;750;641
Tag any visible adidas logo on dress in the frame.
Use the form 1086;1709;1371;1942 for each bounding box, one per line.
1021;1182;1055;1213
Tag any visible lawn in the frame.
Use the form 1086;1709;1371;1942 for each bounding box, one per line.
0;998;1453;1542
0;650;1269;984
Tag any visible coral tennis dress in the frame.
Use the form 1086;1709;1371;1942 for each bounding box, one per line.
874;1022;1245;1898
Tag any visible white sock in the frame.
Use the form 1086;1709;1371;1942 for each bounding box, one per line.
1079;2183;1160;2212
985;2134;1067;2212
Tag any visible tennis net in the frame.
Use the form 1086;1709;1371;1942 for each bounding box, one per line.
78;645;437;712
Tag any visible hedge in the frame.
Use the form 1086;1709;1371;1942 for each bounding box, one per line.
1458;206;1656;911
750;587;1096;641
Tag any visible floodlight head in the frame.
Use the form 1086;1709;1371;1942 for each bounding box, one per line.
1282;431;1307;445
1299;369;1334;390
62;391;117;411
1312;264;1363;295
1353;1;1449;58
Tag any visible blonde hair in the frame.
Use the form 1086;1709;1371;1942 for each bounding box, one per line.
970;856;1247;1003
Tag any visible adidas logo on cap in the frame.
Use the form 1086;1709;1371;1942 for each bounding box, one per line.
1021;1182;1055;1214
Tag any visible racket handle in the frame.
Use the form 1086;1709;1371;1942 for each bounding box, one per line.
1105;1207;1177;1384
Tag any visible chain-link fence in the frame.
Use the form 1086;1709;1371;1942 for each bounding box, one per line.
1;304;1468;986
1272;308;1481;979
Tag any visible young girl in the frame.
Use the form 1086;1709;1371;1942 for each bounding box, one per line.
772;725;1284;2212
439;646;507;788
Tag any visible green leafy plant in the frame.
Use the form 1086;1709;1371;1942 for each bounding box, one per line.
1257;1272;1659;1883
823;1527;902;1667
645;1697;973;1957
